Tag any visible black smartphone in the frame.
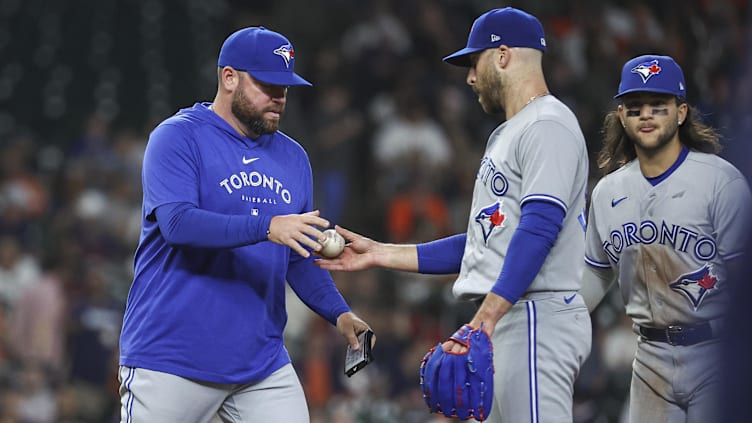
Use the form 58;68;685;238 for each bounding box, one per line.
344;329;374;377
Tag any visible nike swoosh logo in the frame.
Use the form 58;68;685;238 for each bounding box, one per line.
611;196;628;207
242;156;260;165
564;293;577;304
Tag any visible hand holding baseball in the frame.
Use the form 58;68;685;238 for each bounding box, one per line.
319;229;346;258
267;210;331;258
314;226;395;272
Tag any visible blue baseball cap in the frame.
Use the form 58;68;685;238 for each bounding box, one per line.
614;54;686;99
443;7;547;67
218;26;312;87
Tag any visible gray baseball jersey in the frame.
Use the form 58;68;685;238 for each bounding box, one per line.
453;95;592;422
583;150;752;422
453;95;589;299
584;150;751;326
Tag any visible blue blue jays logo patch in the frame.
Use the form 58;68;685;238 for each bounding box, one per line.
273;44;295;68
669;264;718;310
475;201;506;243
631;59;662;83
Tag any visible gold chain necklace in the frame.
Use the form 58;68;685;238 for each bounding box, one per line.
525;92;550;106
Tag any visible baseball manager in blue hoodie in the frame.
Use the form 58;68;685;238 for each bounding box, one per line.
118;26;372;423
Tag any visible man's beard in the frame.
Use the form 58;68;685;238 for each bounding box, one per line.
231;89;282;135
476;72;504;115
628;120;679;154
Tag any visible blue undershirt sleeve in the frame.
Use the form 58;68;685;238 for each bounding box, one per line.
416;234;466;274
490;200;565;304
286;257;351;326
154;201;272;248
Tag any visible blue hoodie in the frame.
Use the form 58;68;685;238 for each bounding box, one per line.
119;102;350;384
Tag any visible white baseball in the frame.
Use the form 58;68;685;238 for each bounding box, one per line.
319;229;345;258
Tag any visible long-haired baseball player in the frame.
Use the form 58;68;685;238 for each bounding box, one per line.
117;27;372;422
317;8;592;422
581;54;752;422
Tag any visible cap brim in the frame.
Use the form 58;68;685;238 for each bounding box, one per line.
248;70;312;87
614;87;684;99
442;47;486;67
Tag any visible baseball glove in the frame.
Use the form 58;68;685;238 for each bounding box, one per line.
419;324;494;421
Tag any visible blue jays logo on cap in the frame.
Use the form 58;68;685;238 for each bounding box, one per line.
615;54;685;99
273;44;294;68
631;59;661;83
670;264;718;310
475;201;506;242
218;26;311;87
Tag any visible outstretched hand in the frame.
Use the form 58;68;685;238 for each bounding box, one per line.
267;210;329;258
314;225;381;271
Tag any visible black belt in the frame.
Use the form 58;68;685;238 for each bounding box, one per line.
638;323;714;346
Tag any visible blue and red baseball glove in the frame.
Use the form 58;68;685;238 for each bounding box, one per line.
419;324;494;421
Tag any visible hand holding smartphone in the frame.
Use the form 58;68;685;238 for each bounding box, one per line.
344;329;374;377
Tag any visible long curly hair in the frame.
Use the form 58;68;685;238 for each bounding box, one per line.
597;99;722;175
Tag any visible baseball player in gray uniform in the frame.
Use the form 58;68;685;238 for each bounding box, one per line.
581;54;752;422
317;8;591;422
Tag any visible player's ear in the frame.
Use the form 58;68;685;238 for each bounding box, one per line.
617;105;626;128
219;66;241;91
677;100;688;126
497;45;510;68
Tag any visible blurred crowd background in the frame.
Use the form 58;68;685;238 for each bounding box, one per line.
0;0;750;422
